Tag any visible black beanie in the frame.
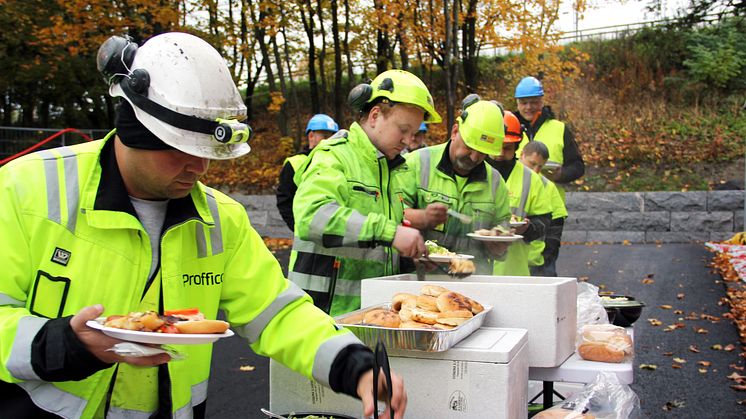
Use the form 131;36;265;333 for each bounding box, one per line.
115;101;176;151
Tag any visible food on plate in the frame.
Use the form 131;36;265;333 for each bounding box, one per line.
420;284;450;297
416;295;438;311
534;408;596;419
510;214;523;223
601;296;629;302
449;258;475;275
436;291;473;312
473;225;513;236
410;307;439;325
103;308;229;334
577;324;633;363
425;240;456;256
362;309;401;328
391;292;418;311
436;309;473;326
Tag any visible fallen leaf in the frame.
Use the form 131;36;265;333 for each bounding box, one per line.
663;400;685;411
689;345;700;353
640;364;658;370
730;364;745;371
713;344;723;350
677;293;685;300
648;318;663;326
725;344;736;352
674;309;684;314
696;328;709;334
239;365;255;372
731;384;746;391
698;361;712;367
673;357;687;363
672;364;683;369
738;400;746;406
699;368;708;374
663;352;674;356
660;305;672;309
728;372;746;380
642;278;655;284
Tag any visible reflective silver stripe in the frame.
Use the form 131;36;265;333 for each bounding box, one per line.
540;175;549;186
39;150;61;224
195;224;207;258
292;237;387;262
419;149;431;189
107;407;152;418
517;166;532;218
235;282;306;343
489;168;501;201
18;381;87;418
333;278;361;297
204;189;223;256
342;211;366;246
288;271;330;292
309;202;341;240
58;147;79;232
8;316;48;380
312;332;364;387
0;293;25;307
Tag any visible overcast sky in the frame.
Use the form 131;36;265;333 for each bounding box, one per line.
555;0;691;33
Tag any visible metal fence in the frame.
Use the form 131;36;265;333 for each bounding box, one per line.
0;126;110;161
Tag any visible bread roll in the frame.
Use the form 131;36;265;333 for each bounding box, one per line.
436;291;472;312
392;293;418;311
436;309;473;326
363;309;401;328
410;307;439;325
416;295;438;311
578;324;633;363
174;319;230;334
420;285;449;297
432;323;455;330
399;320;434;329
338;311;366;325
534;408;595;419
398;307;413;322
578;342;626;363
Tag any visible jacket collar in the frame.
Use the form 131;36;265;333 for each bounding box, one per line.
92;133;208;229
515;106;555;137
485;156;516;181
435;140;487;183
349;122;406;170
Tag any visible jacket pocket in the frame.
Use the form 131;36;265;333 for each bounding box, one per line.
28;270;71;319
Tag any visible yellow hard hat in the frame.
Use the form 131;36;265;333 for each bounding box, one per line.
456;98;504;155
348;69;442;123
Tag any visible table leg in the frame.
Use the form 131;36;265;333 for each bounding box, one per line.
543;381;553;410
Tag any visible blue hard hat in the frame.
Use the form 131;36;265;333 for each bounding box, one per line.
418;122;428;133
514;77;544;98
305;114;339;134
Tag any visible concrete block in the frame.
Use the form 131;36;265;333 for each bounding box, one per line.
267;210;289;227
610;211;669;231
644;191;706;211
560;231;588;243
564;211;612;231
565;192;643;212
670;211;733;232
246;210;268;226
708;190;745;211
736;210;744;231
586;231;645;244
710;231;738;243
646;231;710;243
253;224;293;239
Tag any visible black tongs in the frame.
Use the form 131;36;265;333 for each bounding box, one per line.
373;340;395;419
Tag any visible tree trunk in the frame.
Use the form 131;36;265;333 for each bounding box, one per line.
279;4;303;149
331;0;344;123
316;0;328;109
443;0;454;129
374;0;390;73
397;12;409;70
461;0;478;92
299;0;320;113
449;0;460;126
343;0;355;87
271;35;290;136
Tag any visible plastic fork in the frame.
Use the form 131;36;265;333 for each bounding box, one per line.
447;209;472;224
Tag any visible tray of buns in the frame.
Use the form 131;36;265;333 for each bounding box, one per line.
335;285;491;352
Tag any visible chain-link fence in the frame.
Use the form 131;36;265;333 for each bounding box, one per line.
0;126;110;162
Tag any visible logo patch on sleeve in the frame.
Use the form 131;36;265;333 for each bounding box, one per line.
51;247;71;266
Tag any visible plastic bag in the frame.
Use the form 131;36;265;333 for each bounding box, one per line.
107;342;186;360
577;324;633;363
534;371;640;419
576;282;609;340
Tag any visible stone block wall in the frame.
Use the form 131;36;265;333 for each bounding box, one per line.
228;191;745;243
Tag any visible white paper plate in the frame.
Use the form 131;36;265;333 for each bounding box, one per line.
86;318;234;345
419;253;475;263
509;221;527;227
543;161;561;170
467;233;524;242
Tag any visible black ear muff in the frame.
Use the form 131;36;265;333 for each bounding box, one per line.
97;35;138;85
348;83;373;111
460;93;481;122
127;68;150;95
377;77;394;92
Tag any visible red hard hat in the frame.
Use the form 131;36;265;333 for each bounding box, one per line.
503;111;522;143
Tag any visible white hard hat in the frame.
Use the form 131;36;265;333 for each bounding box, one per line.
104;32;250;159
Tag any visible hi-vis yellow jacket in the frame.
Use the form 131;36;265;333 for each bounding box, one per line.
0;131;359;418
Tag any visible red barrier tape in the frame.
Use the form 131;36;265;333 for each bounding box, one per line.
0;128;94;166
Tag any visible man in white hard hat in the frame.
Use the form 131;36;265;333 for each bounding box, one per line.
0;32;406;419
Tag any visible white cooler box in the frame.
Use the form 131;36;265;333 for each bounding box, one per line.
270;327;529;419
361;274;577;367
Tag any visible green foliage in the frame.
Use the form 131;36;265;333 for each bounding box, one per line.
683;20;746;89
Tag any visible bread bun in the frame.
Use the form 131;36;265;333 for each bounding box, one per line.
338;311;366;325
578;324;633;363
392;293;418;311
174;319;230;334
436;309;473;326
578;342;626;363
465;297;484;314
363;309;401;328
398;307;413;322
436;291;472;312
420;285;449;297
432;323;455;330
416;295;438;311
400;320;434;329
534;409;595;419
410;307;439;325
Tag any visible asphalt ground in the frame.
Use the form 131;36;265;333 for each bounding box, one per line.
206;244;746;418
